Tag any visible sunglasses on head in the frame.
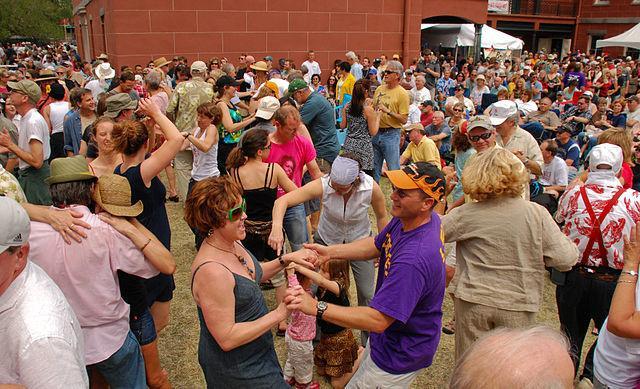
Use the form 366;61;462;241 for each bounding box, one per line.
468;132;493;142
228;198;246;222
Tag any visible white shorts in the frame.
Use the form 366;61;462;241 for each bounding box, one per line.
283;333;314;384
346;344;420;389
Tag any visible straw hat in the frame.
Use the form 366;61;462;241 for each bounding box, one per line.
45;155;97;185
92;174;143;217
153;56;171;68
250;61;269;72
34;69;59;83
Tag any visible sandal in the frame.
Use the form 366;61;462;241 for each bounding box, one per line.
442;319;455;335
167;195;179;202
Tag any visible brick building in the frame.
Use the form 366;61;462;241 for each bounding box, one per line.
71;0;487;72
575;0;640;57
485;0;640;56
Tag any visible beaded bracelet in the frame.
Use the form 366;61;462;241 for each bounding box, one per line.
621;270;639;277
617;279;636;284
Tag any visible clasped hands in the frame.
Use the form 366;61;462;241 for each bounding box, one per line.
277;243;330;319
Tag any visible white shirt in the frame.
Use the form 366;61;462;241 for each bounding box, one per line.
595;281;640;388
48;101;71;135
18;108;50;170
410;86;432;105
191;126;220;181
515;99;538;116
302;60;321;83
243;72;255;91
317;174;374;245
405;104;421;127
85;79;110;101
0;262;88;388
540;156;568;187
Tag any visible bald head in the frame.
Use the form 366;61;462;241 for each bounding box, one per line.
450;326;574;389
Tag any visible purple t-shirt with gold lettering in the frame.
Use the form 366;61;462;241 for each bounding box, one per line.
370;215;446;374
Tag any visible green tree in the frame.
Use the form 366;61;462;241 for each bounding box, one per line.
0;0;72;40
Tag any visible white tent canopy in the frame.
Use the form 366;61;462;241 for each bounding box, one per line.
421;23;524;50
596;22;640;50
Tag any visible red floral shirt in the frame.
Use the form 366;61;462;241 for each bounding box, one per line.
556;179;640;269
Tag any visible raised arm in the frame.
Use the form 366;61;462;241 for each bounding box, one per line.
269;178;324;255
217;101;255;133
138;98;184;184
364;105;381;137
183;125;218;153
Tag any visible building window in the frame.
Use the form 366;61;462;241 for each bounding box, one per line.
593;0;609;5
589;34;605;55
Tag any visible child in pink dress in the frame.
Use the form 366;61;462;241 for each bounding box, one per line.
284;268;319;389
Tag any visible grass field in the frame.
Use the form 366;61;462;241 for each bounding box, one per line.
157;178;594;388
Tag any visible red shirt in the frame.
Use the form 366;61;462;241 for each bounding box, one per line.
421;112;434;128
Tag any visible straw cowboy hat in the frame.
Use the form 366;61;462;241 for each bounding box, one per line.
34;69;59;83
250;61;269;72
92;174;143;217
94;62;116;80
45;155;97;185
153;57;171;68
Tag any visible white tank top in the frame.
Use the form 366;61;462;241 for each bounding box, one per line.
191;126;219;181
49;101;70;134
316;173;373;245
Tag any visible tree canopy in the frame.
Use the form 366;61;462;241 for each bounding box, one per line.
0;0;73;40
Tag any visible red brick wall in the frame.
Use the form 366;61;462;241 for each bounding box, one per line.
576;0;640;55
72;0;488;75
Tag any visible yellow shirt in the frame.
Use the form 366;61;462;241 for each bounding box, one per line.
401;136;441;168
373;83;410;129
337;73;356;104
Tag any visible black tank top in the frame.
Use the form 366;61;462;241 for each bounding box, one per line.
234;163;277;221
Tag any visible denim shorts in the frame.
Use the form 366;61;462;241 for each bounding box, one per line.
130;307;157;346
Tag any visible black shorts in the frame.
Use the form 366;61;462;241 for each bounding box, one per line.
144;273;175;306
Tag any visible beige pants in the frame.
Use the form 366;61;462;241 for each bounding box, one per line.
174;150;193;199
454;297;536;360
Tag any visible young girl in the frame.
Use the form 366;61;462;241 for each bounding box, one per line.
291;261;360;389
182;102;222;248
284;266;319;389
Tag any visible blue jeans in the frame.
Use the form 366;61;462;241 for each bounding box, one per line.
521;122;546;141
372;128;401;182
130;307;157;346
283;204;308;252
93;331;146;389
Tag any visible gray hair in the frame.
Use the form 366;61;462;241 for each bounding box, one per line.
144;70;162;91
415;75;426;84
221;63;235;75
346;51;358;61
286;70;303;82
385;60;404;75
450;326;572;389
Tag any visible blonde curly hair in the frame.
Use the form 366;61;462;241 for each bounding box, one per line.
462;147;529;201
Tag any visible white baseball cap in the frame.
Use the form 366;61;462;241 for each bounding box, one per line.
255;96;280;120
589;143;623;174
0;197;30;253
488;100;518;126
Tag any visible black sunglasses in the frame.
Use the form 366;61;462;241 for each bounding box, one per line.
468;132;493;142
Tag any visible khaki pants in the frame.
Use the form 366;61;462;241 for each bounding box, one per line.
454;297;535;360
174;150;193;199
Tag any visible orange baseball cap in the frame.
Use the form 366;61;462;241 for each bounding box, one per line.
386;162;446;202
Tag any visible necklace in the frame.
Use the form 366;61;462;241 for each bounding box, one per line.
205;239;255;280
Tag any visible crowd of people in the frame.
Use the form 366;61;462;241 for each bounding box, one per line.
2;40;640;388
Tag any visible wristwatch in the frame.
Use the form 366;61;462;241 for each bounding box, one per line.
316;301;328;319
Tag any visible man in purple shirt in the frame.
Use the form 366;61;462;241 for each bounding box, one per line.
286;162;446;388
